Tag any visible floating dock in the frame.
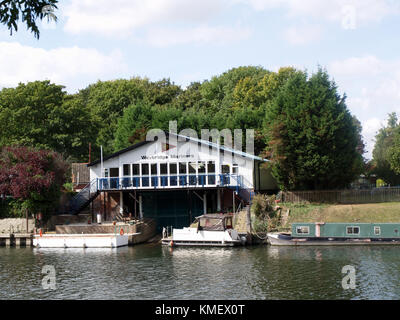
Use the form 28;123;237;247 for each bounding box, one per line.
33;233;129;248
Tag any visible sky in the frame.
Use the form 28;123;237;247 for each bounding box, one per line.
1;0;400;159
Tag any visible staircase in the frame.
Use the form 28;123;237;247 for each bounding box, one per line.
233;206;251;234
62;179;99;215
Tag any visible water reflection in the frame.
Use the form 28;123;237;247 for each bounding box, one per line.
1;245;400;300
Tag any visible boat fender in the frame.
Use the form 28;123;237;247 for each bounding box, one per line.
170;240;174;247
39;229;43;237
120;228;124;236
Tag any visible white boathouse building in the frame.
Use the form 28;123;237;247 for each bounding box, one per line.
78;133;277;230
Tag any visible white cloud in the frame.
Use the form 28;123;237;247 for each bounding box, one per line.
242;0;400;28
362;117;383;156
62;0;252;46
0;42;125;92
146;25;252;47
328;55;400;158
63;0;227;36
330;55;400;104
283;24;323;45
330;55;387;77
363;118;382;136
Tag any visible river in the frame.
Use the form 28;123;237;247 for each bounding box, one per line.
1;244;399;300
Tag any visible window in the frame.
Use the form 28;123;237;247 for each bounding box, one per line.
169;163;177;174
151;163;158;176
374;226;381;236
141;163;149;175
141;164;149;186
198;162;206;174
132;164;140;176
296;226;310;235
123;164;131;176
169;163;177;186
225;217;233;229
207;161;216;185
179;162;187;174
346;226;360;235
222;165;230;174
103;168;109;178
207;161;215;173
232;164;238;174
160;163;168;175
109;168;119;177
189;162;196;174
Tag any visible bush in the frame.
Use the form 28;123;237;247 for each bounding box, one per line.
0;146;69;222
0;198;24;218
251;194;280;232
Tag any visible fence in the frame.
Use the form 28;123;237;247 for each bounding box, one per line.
280;188;400;204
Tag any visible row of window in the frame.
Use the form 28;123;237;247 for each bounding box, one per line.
104;161;239;177
296;226;382;236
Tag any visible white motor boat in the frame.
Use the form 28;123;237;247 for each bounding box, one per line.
161;214;245;247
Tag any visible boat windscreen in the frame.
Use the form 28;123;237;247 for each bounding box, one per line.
199;218;224;231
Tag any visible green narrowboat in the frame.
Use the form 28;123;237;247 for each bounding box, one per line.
267;222;400;246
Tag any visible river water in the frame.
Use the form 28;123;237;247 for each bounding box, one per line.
1;244;399;300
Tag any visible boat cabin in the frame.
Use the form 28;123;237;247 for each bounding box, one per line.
292;222;400;239
195;214;234;232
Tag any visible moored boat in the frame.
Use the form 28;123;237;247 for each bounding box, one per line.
268;222;400;246
161;214;245;247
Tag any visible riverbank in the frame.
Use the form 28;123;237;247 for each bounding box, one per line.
282;202;400;228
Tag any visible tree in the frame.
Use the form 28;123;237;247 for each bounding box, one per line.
200;66;269;114
113;101;155;151
0;80;94;161
0;0;58;39
371;112;400;184
0;146;68;221
264;68;364;190
79;77;181;157
388;130;400;176
372;113;400;185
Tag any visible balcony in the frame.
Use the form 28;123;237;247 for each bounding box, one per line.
96;174;243;191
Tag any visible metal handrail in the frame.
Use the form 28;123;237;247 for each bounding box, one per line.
96;174;243;191
69;179;98;212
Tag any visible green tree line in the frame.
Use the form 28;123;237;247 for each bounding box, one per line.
371;113;400;186
0;66;366;190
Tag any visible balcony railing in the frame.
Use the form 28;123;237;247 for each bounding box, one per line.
96;174;243;191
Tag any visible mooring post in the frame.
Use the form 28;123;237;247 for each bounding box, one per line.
26;208;28;233
134;190;137;218
203;191;207;214
246;205;252;245
232;190;235;213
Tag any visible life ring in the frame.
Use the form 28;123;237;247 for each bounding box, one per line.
120;228;124;236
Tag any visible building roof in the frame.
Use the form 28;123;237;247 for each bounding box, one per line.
87;132;267;167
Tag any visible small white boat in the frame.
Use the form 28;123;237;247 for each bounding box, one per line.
33;233;129;248
162;214;245;247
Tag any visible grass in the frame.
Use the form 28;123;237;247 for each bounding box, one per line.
282;202;400;227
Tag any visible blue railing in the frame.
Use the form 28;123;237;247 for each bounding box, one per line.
97;174;243;191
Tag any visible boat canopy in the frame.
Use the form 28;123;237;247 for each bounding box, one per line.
195;214;233;231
